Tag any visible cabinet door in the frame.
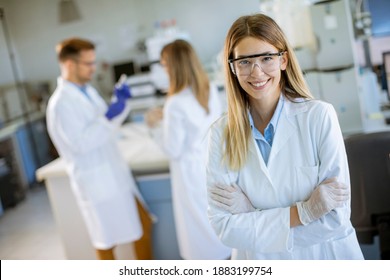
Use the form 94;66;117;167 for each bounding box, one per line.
136;173;181;260
319;68;363;134
310;0;355;70
304;71;323;100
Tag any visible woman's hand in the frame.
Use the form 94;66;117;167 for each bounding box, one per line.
144;107;163;128
209;183;255;214
296;178;350;225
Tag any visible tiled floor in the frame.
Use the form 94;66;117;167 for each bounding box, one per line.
0;186;66;260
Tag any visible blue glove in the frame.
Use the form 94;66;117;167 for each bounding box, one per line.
114;84;131;100
105;99;126;120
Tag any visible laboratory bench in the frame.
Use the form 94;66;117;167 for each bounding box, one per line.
36;122;181;260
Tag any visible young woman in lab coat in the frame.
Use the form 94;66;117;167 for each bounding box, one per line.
146;39;231;260
47;38;153;260
206;14;364;259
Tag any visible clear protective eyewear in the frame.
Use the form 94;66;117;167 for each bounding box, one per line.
228;52;285;76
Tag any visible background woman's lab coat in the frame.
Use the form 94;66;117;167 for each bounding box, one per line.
47;78;143;249
206;97;364;259
155;84;231;260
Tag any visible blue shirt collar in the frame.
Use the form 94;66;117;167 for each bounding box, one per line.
69;82;90;99
248;93;284;135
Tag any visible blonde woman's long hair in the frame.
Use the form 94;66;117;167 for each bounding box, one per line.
223;13;313;170
161;39;210;113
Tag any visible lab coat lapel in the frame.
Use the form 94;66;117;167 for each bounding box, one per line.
77;86;103;113
63;80;95;109
248;134;271;181
268;99;307;164
246;98;308;181
79;87;97;107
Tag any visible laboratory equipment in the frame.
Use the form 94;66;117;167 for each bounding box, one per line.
112;61;135;83
306;0;388;135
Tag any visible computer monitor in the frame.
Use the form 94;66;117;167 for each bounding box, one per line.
112;61;135;83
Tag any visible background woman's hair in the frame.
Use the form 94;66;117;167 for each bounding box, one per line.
161;39;210;113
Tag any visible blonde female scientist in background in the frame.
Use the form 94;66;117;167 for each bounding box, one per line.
145;39;231;260
206;14;364;260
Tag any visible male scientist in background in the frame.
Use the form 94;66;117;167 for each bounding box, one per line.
46;37;153;260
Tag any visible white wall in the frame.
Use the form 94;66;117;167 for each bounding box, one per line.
0;0;259;88
0;0;21;85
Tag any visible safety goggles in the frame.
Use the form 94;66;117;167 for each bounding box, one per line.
228;52;285;76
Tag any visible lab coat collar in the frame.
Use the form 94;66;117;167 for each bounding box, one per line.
57;77;95;107
283;96;308;117
248;95;311;169
58;77;88;93
269;97;311;164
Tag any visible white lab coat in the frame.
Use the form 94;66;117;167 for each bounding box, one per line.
206;97;364;259
46;77;143;250
154;84;231;260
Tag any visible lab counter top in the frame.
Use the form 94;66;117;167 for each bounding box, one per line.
117;122;169;175
36;122;169;181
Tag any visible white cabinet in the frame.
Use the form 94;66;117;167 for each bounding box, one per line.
309;0;356;70
318;67;364;134
136;173;181;260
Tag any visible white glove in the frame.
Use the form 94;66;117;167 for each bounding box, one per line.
296;178;349;225
209;183;255;214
